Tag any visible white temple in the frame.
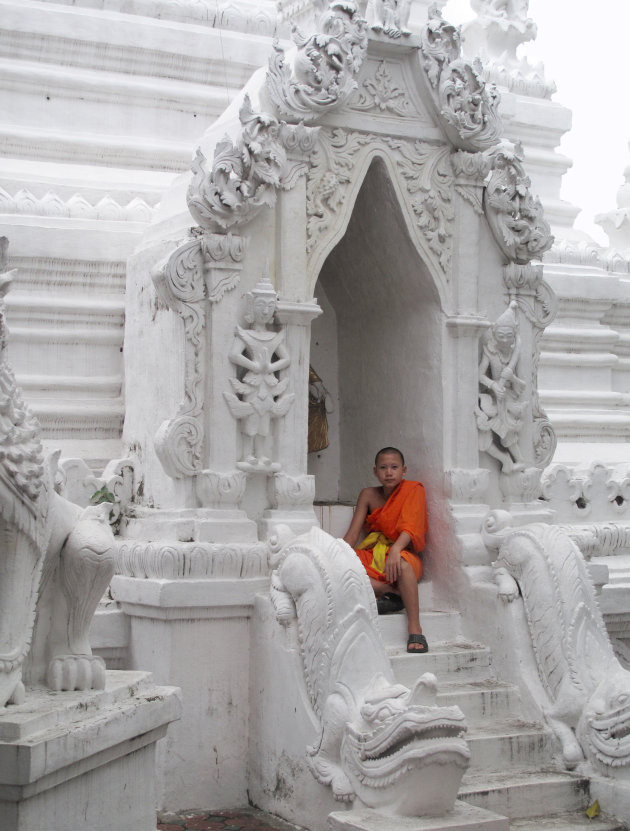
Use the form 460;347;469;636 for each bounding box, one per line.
3;1;630;830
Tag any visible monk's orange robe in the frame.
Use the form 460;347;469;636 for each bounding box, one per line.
355;480;426;583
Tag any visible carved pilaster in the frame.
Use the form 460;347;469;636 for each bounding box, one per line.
503;262;558;468
152;231;244;480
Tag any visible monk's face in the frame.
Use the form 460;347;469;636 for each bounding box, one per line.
373;453;406;492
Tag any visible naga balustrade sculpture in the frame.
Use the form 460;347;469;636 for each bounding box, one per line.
0;239;115;708
483;510;630;774
269;524;470;816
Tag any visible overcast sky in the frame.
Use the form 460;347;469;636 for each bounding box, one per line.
443;0;629;246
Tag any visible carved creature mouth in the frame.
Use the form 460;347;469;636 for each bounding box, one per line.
342;706;470;783
587;704;630;766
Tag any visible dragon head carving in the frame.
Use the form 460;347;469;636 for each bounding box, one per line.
270;525;470;816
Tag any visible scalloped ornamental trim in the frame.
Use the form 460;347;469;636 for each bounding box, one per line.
116;539;270;579
0;187;156;222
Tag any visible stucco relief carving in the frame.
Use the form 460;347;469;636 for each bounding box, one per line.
152;232;245;479
389;139;454;273
365;0;411;38
541;462;630;522
444;468;490;503
224;276;294;473
503;262;557;468
0;186;155;222
268;472;316;509
451;150;491;214
188;97;288;232
483;142;554;264
266;0;367;123
420;6;502;151
349;60;411;116
195;469;248;509
307;130;454;273
484;512;630;773
269;525;470;814
476;301;527;474
116;540;268;579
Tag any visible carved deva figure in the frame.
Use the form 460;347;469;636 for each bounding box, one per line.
476;300;527;473
270;524;470;816
224;275;294;472
0;238;115;708
484;511;630;774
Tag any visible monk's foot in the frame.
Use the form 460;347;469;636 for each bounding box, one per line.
407;633;429;654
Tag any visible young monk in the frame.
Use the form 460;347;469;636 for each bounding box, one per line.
343;447;429;654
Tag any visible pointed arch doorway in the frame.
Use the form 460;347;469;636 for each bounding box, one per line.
308;156;444;510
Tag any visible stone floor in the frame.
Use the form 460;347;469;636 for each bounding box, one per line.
157;807;302;831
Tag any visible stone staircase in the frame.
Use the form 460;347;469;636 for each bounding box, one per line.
377;584;627;831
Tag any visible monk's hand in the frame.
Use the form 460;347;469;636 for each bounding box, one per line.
385;548;402;583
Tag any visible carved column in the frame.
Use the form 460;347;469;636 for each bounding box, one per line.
257;299;322;538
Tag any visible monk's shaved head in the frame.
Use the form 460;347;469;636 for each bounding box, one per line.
374;447;405;466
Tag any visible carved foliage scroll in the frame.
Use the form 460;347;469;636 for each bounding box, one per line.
484;142;554;265
306;130;454;274
420;6;502;151
266;1;368;123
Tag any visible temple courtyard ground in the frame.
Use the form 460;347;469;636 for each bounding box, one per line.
157;807;303;831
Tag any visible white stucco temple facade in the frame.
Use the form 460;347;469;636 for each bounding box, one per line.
3;1;630;830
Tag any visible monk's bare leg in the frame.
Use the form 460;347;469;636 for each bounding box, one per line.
397;561;425;651
369;577;391;597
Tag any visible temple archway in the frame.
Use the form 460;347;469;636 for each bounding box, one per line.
308;156;443;510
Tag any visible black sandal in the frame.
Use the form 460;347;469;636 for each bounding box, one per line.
407;634;429;653
377;592;404;614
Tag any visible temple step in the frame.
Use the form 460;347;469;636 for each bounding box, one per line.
435;680;522;724
378;607;462;646
508;810;627;830
458;771;591;820
389;641;494;687
465;720;554;772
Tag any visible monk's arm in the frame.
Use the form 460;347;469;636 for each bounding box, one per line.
343;489;371;548
385;530;412;583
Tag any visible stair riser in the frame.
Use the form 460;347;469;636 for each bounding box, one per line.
379;614;462;646
467;732;553;772
393;650;493;687
437;687;521;723
460;779;591;819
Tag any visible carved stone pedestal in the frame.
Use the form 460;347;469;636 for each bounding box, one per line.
0;671;181;831
329;803;508;831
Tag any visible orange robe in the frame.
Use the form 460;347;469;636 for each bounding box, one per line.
355;479;426;583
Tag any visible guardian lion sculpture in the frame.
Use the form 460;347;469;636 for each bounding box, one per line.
0;240;115;708
269;524;470;816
